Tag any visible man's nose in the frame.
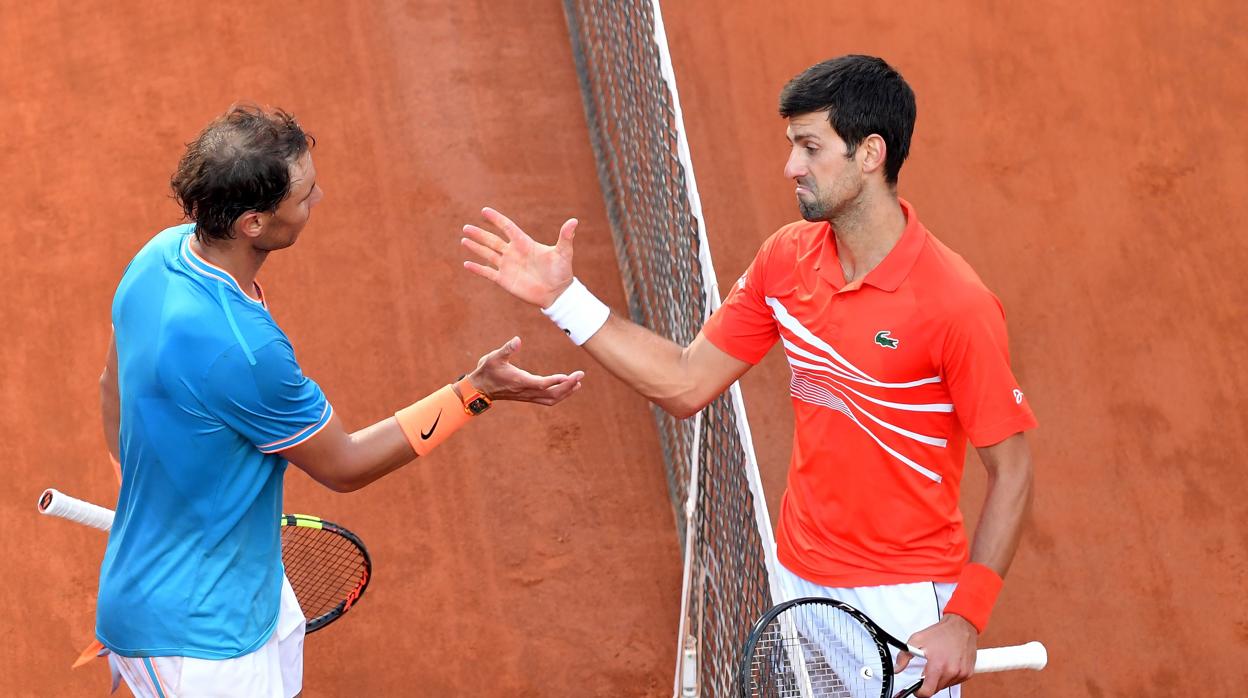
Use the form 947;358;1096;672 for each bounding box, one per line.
783;150;805;180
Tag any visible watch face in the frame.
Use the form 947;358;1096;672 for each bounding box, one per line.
467;397;491;415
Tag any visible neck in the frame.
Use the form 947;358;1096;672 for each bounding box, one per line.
828;188;906;283
190;234;267;299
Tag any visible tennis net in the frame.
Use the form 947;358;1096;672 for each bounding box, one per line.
562;2;779;696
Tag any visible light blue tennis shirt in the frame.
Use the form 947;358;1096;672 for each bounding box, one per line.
97;224;333;659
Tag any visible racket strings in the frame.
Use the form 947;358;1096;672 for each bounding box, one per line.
746;603;888;698
281;525;368;621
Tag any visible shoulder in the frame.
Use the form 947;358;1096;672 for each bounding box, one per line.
136;223;196;263
752;219;828;269
914;231;1004;320
117;224;195;288
765;219;826;251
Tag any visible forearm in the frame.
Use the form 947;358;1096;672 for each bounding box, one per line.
325;418;417;493
581;315;707;417
967;452;1033;577
942;432;1033;633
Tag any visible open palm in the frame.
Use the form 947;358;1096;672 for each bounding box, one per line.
461;207;576;309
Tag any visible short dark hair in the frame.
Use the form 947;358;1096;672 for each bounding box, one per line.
170;104;314;243
779;55;915;185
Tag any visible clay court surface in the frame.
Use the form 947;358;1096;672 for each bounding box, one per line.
2;1;1245;696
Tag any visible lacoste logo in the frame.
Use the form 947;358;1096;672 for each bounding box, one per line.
421;410;442;440
874;330;899;349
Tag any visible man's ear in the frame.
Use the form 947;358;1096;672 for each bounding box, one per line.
233;211;266;240
859;134;888;177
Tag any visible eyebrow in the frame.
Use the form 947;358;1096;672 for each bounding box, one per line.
786;132;820;144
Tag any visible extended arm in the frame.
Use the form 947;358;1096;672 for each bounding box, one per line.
580;321;749;418
462;208;750;418
282;336;583;493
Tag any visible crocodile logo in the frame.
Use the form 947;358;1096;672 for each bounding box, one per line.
874;330;899;349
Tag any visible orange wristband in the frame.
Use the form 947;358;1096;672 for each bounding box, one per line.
395;385;473;457
943;563;1004;634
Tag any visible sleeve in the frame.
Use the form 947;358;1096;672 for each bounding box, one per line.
701;236;781;364
939;291;1038;447
200;339;334;453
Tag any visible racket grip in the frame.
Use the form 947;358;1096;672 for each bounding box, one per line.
974;641;1048;673
38;488;114;531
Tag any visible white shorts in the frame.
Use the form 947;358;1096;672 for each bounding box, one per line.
107;575;306;698
774;561;959;698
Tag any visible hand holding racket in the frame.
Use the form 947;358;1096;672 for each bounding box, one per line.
739;597;1046;698
38;488;371;633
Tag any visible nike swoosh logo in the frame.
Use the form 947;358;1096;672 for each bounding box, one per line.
421;410;442;440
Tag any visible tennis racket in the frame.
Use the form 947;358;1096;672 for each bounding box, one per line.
739;597;1046;698
37;488;371;634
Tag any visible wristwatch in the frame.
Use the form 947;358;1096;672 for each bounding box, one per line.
454;375;492;416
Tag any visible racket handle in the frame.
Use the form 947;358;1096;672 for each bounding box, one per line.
38;488;114;531
973;641;1048;673
905;640;1048;673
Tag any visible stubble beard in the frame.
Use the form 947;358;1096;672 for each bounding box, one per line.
797;188;840;223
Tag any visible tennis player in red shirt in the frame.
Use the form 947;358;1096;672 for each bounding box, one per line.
461;55;1036;698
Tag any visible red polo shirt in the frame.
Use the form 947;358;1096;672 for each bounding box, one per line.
703;199;1037;587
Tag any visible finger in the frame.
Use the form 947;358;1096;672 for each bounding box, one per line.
481;207;527;242
538;369;585;390
917;666;945;698
529;374;571;390
554;218;578;254
461;237;501;266
543;380;582;404
463;261;500;283
462;225;507;252
497;336;521;358
895;651;912;673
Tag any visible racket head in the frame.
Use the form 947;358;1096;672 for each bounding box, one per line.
280;514;371;633
739;597;897;698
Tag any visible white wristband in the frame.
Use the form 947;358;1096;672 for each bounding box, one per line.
541;278;610;345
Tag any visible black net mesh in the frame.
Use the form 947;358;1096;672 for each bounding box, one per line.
563;2;773;695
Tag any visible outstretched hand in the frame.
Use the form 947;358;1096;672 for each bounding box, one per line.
466;336;584;406
462;207;577;309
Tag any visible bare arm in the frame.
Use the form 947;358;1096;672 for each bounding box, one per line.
462;208;750;418
581;321;750;418
967;431;1034;576
282;336;583;493
278;412;414;493
100;331;121;463
903;431;1034;697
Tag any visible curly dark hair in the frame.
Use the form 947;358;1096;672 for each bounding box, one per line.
779;55;916;185
170;104;315;243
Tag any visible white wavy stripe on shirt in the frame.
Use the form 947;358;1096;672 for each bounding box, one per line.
785;356;953;414
791;366;949;447
781;337;942;389
766;296;876;381
790;372;943;482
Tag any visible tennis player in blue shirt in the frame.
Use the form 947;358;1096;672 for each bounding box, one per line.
96;105;584;697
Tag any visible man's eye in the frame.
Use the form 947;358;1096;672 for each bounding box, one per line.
805;146;818;154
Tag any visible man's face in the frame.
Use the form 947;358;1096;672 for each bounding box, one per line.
257;150;322;251
783;112;862;222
